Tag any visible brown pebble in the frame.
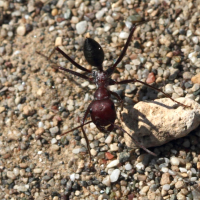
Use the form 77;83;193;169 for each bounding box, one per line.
19;163;28;168
3;153;11;159
166;52;173;58
197;162;200;169
0;106;5;113
191;73;200;84
35;127;45;135
175;180;185;189
51;8;58;16
146;72;155;84
160;173;171;185
56;17;65;23
105;152;114;160
137;174;147;181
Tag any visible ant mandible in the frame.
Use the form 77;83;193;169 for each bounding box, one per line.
37;17;190;163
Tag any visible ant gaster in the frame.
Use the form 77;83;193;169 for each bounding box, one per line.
37;19;190;163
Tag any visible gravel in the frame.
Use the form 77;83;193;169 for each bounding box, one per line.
0;0;200;199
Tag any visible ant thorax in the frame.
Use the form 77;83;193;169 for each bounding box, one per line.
93;70;109;88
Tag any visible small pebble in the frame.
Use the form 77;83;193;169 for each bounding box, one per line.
107;160;119;169
124;163;132;170
51;8;58;16
170;157;180;166
162;184;170;191
160;173;171;185
76;21;87;35
110;169;120;182
102;175;111;186
110;143;118;151
16;25;26;36
33;168;42;173
51;144;60;151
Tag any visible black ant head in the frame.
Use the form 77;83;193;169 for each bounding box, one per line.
84;38;104;70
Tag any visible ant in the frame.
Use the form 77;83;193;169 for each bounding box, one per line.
36;14;190;164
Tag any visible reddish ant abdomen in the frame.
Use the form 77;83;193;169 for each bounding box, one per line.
90;99;116;132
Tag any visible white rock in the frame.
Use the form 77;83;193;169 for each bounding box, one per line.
105;16;114;24
161;167;169;173
72;148;80;154
163;184;170;191
191;168;197;174
49;126;59;134
173;86;184;96
81;138;87;146
165;84;174;94
124;163;132;170
192;36;199;44
38;121;44;128
110;143;118;151
90;149;97;156
119;31;129;39
51;138;57;144
18;85;24;91
179;167;187;173
16;25;26;36
76;21;87;35
121;98;200;149
14;185;29;192
49;26;55;32
145;41;152;47
70;173;76;181
95;8;108;20
75;174;80;179
106;159;120;169
13;168;20;176
7;171;16;179
170;157;180;166
56;0;65;8
51;144;60;151
33;168;42;173
188;51;197;63
187;30;193;37
135;162;145;170
110;169;120;182
190;177;197;182
70;16;79;24
168;169;176;176
105;134;114;144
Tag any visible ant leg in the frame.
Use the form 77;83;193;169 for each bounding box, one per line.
81;104;93;164
107;11;166;76
113;124;157;156
107;25;138;76
110;91;123;119
60;120;92;136
36;51;93;81
113;79;191;108
49;47;91;73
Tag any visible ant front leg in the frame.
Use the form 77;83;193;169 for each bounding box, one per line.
36;51;93;81
48;46;91;73
80;103;93;165
113;79;191;108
